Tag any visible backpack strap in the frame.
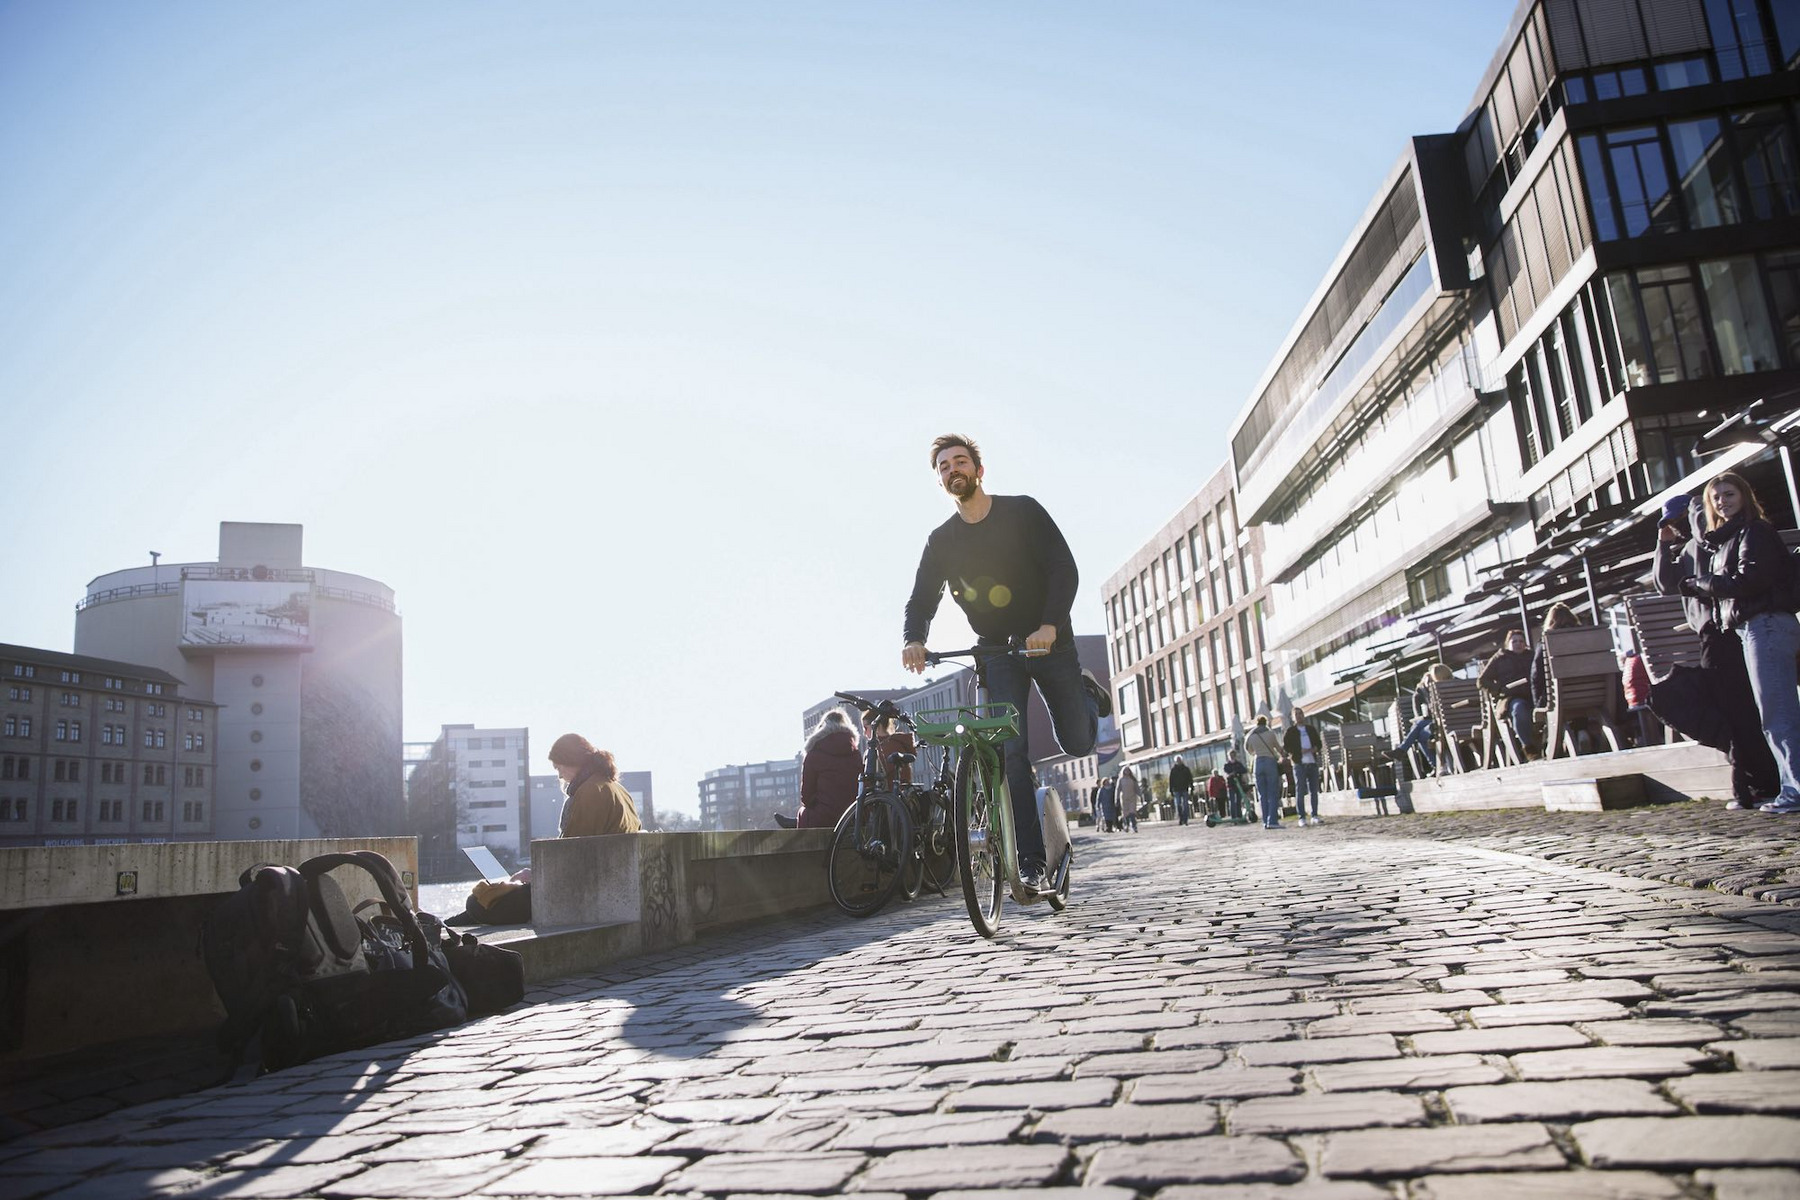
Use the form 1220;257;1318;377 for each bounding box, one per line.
299;852;430;974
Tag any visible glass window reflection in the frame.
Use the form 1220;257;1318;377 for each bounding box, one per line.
1700;257;1778;374
1734;108;1799;220
1608;127;1679;236
1668;118;1742;228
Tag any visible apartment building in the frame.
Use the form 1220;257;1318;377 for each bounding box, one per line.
0;644;218;847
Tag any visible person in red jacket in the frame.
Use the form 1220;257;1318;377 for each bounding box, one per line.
798;708;862;829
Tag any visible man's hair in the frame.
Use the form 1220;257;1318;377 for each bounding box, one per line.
929;434;982;471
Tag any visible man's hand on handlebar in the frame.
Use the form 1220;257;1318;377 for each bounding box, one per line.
1024;624;1057;655
902;642;928;675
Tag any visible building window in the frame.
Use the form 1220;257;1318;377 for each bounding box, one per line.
55;720;67;742
1734;107;1800;220
1700;256;1780;373
145;683;164;695
182;801;205;822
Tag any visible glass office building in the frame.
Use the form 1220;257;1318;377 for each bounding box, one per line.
1226;0;1800;718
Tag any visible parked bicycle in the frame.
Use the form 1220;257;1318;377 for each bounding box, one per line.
827;692;957;915
911;641;1073;937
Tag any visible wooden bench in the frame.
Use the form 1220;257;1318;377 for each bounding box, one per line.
1320;724;1347;791
1340;722;1388;791
1623;592;1702;684
1543;625;1626;760
1425;678;1485;773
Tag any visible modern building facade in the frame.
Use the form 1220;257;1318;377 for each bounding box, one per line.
0;644;219;848
1101;463;1275;785
699;758;801;831
1217;0;1800;724
75;522;403;841
404;725;529;877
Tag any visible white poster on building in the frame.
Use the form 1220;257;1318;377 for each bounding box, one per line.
181;580;312;648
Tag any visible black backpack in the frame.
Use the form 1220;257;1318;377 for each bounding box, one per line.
202;849;469;1075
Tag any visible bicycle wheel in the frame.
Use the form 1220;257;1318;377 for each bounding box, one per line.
954;752;1005;937
919;784;958;894
897;790;925;902
827;794;911;917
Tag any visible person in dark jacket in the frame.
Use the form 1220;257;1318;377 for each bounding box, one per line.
1654;491;1780;808
1168;757;1194;826
1281;708;1324;826
1479;629;1536;757
798;708;861;829
1222;749;1250;823
1679;472;1800;814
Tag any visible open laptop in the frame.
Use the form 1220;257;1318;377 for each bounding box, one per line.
461;845;512;883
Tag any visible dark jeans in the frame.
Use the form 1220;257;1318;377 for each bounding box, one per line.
1506;697;1533;754
1293;762;1320;818
984;640;1098;868
1701;627;1780;801
1174;789;1191;824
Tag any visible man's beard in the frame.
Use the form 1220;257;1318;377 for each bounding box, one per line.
944;472;975;498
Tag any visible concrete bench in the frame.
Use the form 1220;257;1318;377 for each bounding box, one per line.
486;829;836;983
0;837;417;1062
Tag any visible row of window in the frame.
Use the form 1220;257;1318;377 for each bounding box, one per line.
6;798;209;824
1581;105;1800;243
0;758;209;788
7;665;163;694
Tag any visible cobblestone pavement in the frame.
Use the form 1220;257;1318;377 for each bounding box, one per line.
6;815;1800;1199
1338;800;1800;905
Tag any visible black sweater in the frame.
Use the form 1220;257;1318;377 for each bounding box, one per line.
903;495;1079;646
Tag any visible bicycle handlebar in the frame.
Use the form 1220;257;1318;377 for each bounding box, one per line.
923;637;1048;666
834;691;914;727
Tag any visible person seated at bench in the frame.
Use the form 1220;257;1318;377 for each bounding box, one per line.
552;735;642;837
450;735;640;925
1390;663;1453;773
1479;630;1537;758
798;708;860;829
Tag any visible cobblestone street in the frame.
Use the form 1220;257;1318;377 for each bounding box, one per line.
5;810;1800;1199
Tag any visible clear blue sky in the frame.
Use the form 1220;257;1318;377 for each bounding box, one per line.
0;0;1518;816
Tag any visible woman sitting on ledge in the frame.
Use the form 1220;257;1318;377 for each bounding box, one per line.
451;735;640;925
552;735;642;837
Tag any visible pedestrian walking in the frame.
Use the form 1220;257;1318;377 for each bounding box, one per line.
1096;774;1118;832
1245;716;1285;829
1118;764;1141;832
1621;648;1657;747
1654;492;1779;809
1678;471;1800;814
1169;756;1194;826
1282;707;1323;826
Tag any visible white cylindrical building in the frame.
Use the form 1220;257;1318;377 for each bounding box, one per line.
75;522;403;839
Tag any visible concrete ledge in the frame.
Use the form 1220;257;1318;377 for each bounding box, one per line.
1;838;420;1062
515;829;835;983
0;837;420;912
1543;775;1650;812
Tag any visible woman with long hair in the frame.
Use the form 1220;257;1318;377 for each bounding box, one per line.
798;708;861;829
1682;472;1800;814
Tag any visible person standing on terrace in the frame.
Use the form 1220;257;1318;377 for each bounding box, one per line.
1679;472;1800;815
